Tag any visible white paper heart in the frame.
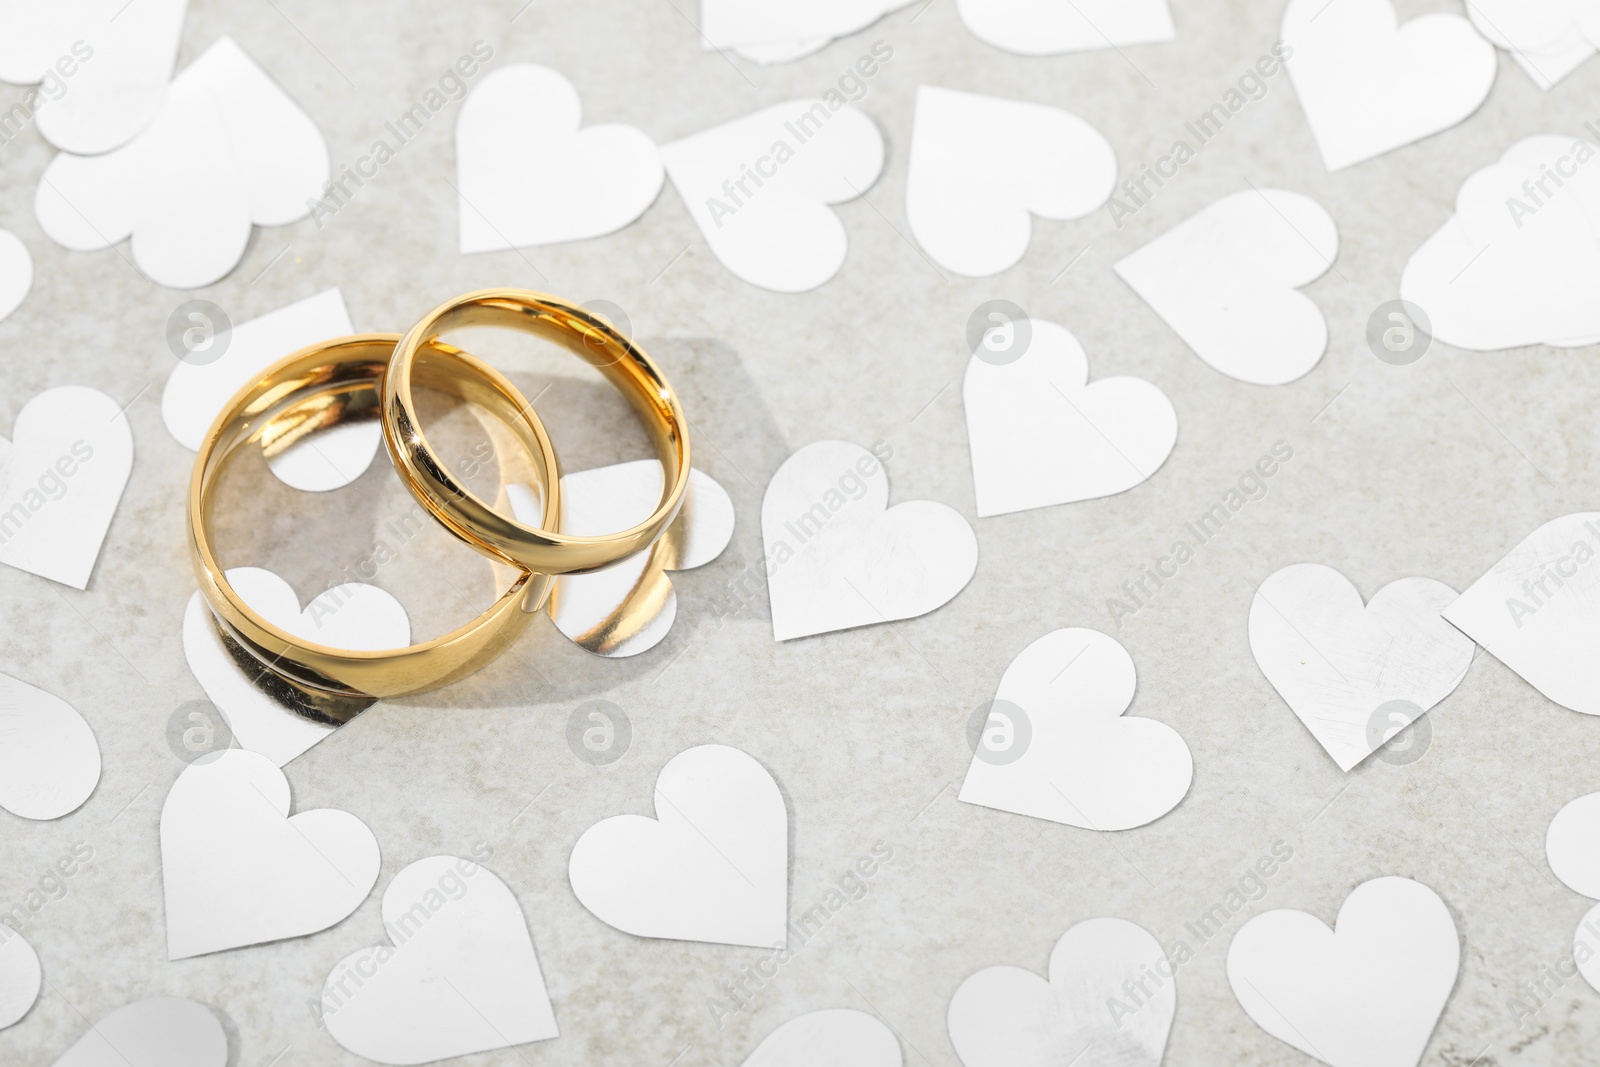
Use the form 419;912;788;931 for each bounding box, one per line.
1467;0;1599;89
1250;564;1473;772
0;0;186;154
524;461;734;657
1115;189;1338;385
0;229;32;324
0;385;133;589
742;1009;901;1067
956;0;1175;56
182;566;411;767
51;996;226;1067
1444;513;1600;714
661;100;884;292
948;917;1174;1067
36;36;328;290
160;748;380;959
456;64;662;253
763;440;977;641
1281;0;1496;172
322;855;559;1065
907;86;1115;277
0;928;40;1030
965;319;1175;517
1548;793;1600;992
1227;877;1460;1067
161;288;377;493
958;629;1192;831
0;670;100;820
701;0;912;49
569;744;787;947
1400;136;1600;352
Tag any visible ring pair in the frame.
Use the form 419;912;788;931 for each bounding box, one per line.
187;290;689;701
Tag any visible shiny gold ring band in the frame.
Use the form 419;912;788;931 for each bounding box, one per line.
384;289;690;576
187;333;561;700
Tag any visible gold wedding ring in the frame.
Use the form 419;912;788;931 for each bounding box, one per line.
187;334;562;700
384;290;690;576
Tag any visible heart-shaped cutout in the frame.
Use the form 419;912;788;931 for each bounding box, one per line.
958;629;1192;830
1546;792;1600;993
0;229;32;324
521;460;734;657
965;318;1176;517
763;440;977;641
569;744;787;947
51;996;225;1067
1443;513;1600;714
1468;1;1599;89
661;100;884;292
1250;564;1473;771
0;0;186;154
1115;189;1338;385
907;86;1115;277
948;917;1174;1067
36;36;328;290
321;855;559;1065
956;0;1174;55
1227;876;1460;1067
0;928;40;1030
0;670;100;820
1402;137;1600;351
160;748;381;959
741;1009;901;1067
456;64;663;253
1281;0;1496;171
0;385;133;589
182;566;411;766
161;288;379;492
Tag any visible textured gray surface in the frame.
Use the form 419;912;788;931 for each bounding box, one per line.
1;0;1599;1063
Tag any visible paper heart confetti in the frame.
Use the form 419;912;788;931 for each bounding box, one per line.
907;86;1115;277
524;460;734;657
182;566;411;766
0;928;40;1029
1545;791;1600;991
742;1009;901;1067
36;36;329;290
456;64;662;253
1467;0;1599;90
763;440;977;641
160;288;378;493
569;744;787;947
1443;513;1600;715
322;855;559;1065
700;0;912;50
959;629;1192;830
948;918;1174;1067
1401;137;1600;352
0;229;32;324
965;318;1175;517
0;385;133;589
0;0;186;154
1227;877;1460;1067
1115;189;1338;385
160;748;381;959
1281;0;1496;172
1250;564;1473;771
661;100;884;292
51;996;226;1067
956;0;1175;56
0;670;100;820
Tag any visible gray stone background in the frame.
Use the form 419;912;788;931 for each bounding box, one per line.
1;0;1597;1062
